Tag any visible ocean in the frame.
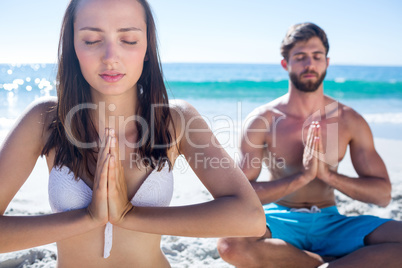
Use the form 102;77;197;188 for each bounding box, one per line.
1;63;401;141
1;63;402;266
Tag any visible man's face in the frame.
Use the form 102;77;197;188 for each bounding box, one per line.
284;37;329;93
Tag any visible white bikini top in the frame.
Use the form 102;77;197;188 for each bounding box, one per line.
48;164;173;258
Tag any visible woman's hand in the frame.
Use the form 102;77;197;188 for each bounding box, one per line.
107;130;133;225
86;129;111;225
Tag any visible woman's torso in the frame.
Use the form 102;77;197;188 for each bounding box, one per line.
44;119;177;267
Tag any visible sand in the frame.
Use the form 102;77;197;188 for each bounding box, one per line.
0;137;401;268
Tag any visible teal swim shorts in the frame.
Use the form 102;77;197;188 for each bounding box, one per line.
264;203;392;257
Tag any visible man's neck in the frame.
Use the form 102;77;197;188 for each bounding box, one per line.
286;85;326;120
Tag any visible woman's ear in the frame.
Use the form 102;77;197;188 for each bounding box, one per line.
144;52;149;62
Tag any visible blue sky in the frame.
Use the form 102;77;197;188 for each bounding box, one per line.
1;0;401;66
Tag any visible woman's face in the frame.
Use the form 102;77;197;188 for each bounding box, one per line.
74;0;147;97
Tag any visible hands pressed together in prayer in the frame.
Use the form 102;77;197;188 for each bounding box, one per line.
302;121;332;183
87;128;134;226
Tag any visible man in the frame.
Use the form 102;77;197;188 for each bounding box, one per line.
217;22;402;267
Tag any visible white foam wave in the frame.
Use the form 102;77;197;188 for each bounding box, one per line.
334;77;346;83
363;113;402;124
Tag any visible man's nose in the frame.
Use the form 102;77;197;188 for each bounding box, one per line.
304;57;315;71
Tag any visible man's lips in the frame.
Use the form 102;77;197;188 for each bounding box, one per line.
99;71;125;82
301;72;318;79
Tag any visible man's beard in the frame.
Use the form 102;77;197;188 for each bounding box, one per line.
289;70;327;93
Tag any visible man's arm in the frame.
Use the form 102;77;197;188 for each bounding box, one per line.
317;110;391;207
240;111;316;205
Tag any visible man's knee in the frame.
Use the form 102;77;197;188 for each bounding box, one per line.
217;237;248;263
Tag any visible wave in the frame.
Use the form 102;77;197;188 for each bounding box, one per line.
363;113;402;124
166;80;402;100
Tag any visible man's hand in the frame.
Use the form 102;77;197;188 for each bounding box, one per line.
302;122;319;182
316;123;332;182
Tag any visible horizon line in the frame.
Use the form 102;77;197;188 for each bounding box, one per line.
1;62;402;68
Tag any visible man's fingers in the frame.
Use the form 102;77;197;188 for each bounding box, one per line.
305;124;312;151
305;123;317;155
316;124;324;153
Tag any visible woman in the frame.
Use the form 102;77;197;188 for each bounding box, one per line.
0;0;265;266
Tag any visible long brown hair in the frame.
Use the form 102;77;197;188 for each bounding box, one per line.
41;0;174;179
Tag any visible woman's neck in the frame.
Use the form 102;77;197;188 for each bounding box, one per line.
90;87;138;136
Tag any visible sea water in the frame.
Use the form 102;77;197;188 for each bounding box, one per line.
1;63;401;142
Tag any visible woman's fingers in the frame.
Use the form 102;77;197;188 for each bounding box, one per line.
95;129;112;186
110;129;120;163
99;153;110;191
87;153;110;225
99;129;112;163
107;143;133;225
87;128;113;225
108;155;116;189
110;131;125;190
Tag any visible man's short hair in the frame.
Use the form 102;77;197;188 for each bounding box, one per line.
280;22;329;61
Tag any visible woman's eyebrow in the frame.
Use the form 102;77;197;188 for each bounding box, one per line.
79;26;143;32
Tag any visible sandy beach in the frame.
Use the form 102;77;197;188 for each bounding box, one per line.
0;137;401;267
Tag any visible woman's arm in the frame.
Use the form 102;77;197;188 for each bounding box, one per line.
0;99;106;253
111;100;266;237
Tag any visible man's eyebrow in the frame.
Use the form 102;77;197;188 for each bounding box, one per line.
292;51;325;56
79;27;142;32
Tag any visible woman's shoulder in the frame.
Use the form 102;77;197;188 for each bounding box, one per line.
168;99;196;114
168;99;205;126
3;97;58;159
168;99;200;121
24;96;57;125
17;96;56;122
17;97;58;141
167;99;202;139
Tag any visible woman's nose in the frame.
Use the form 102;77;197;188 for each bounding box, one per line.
102;42;119;66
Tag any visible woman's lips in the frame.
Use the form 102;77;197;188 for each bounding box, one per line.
99;71;125;83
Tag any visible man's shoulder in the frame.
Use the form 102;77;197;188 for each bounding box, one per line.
338;102;366;124
325;96;369;129
247;95;287;119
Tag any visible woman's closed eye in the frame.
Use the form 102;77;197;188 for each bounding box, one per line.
122;40;138;45
85;40;101;46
